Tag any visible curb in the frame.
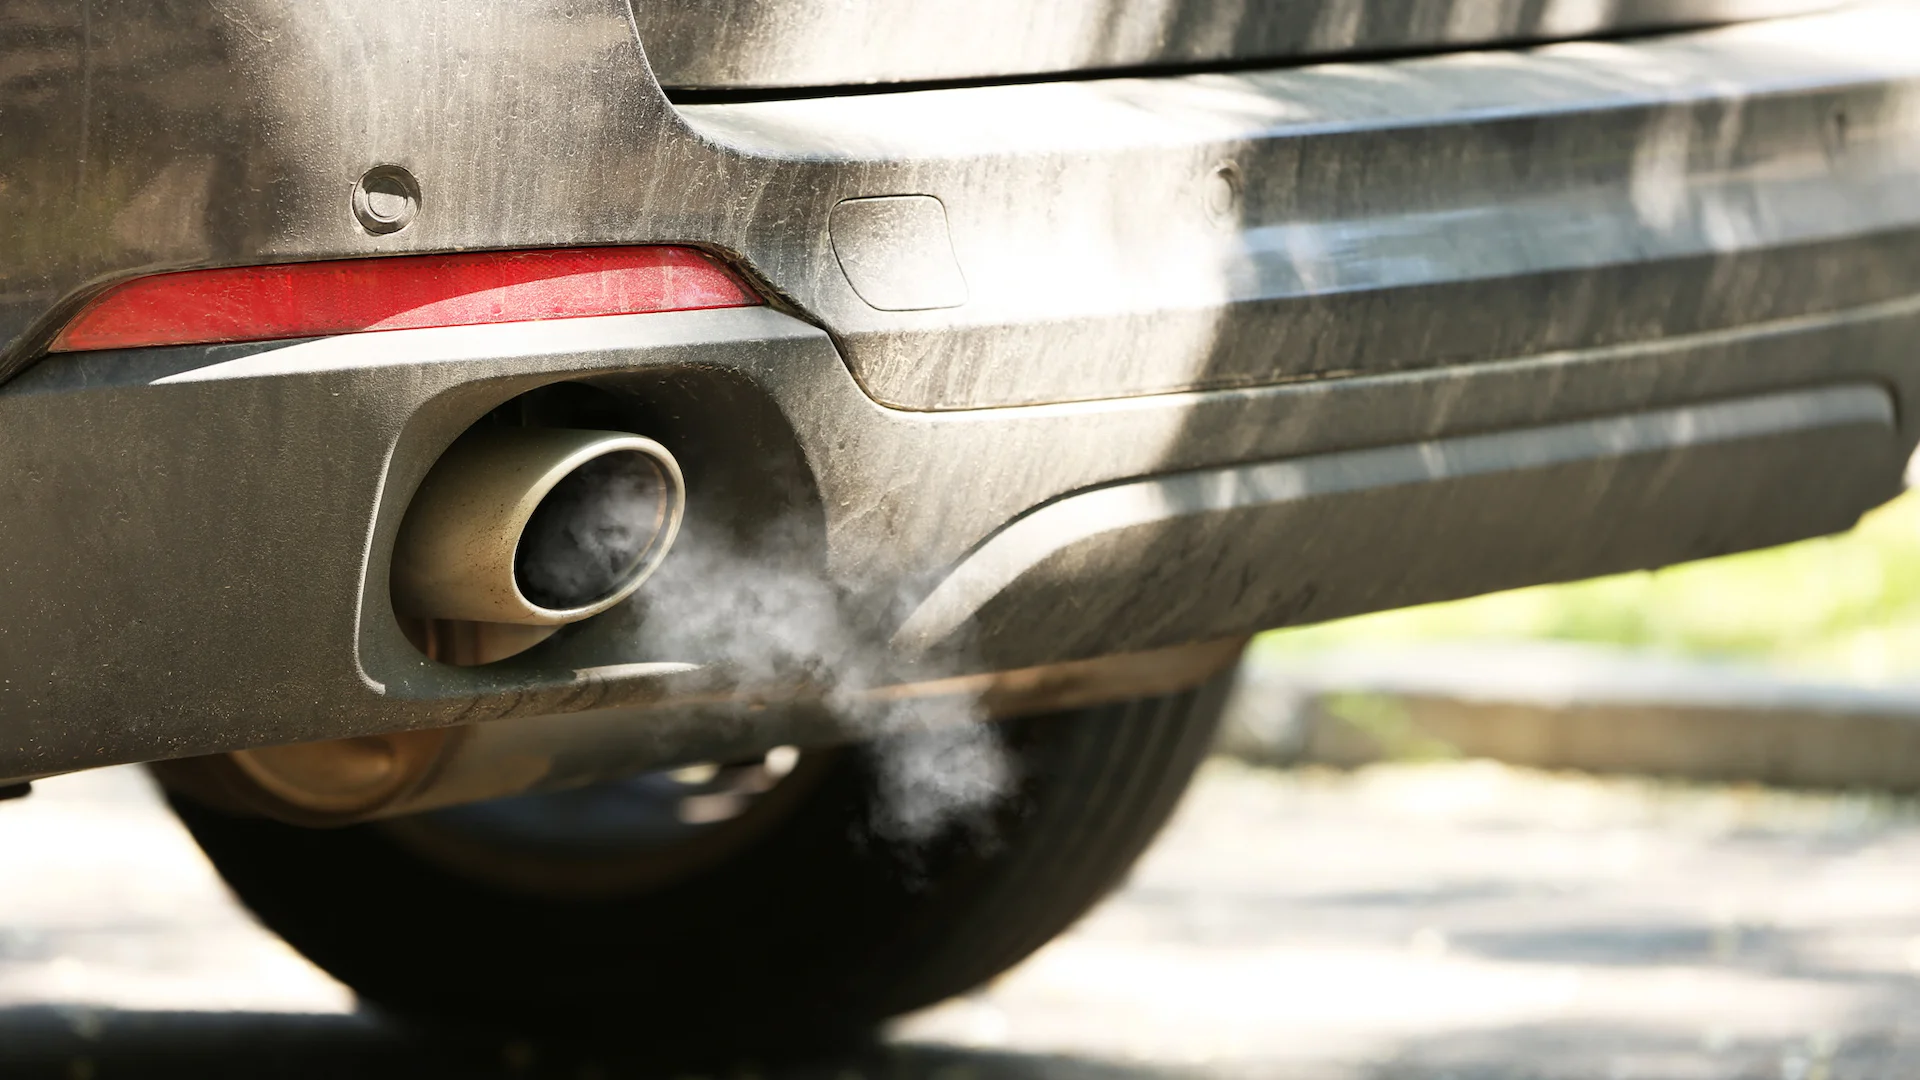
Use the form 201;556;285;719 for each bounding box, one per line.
1218;641;1920;790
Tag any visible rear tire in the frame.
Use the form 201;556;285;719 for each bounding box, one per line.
170;678;1229;1045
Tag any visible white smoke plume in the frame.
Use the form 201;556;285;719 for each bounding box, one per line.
866;696;1013;844
625;514;1014;845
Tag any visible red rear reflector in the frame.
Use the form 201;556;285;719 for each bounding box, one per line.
48;246;759;353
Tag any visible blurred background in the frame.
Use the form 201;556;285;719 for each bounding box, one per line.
9;490;1920;1078
1264;472;1920;684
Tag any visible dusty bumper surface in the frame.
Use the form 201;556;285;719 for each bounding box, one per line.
684;5;1920;409
639;0;1843;89
0;291;1913;779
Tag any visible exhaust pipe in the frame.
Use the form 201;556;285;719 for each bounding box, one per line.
391;428;685;628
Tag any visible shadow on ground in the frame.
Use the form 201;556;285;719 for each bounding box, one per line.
0;1008;1206;1080
8;1007;1909;1080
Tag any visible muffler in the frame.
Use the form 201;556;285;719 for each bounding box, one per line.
150;640;1250;827
391;427;685;630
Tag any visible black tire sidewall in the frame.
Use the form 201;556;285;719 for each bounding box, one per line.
171;680;1228;1043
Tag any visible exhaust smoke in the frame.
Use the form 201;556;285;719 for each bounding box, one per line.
867;697;1013;845
633;516;1014;847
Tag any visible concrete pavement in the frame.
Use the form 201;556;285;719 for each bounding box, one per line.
7;756;1920;1077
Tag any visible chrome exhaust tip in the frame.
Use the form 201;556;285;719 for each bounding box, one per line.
391;428;685;627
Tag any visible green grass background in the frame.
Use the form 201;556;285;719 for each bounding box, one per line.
1254;489;1920;680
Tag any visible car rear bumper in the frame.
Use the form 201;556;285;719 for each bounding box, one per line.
1;292;1911;781
2;6;1919;778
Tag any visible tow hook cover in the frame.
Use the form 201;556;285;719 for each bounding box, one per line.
829;195;969;311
